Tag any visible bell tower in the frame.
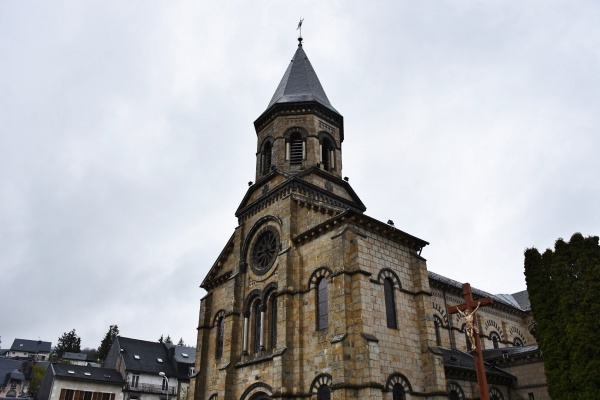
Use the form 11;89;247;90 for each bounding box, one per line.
195;36;441;400
253;38;345;182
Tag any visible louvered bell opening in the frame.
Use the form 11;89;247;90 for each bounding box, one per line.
290;139;304;165
262;143;272;174
321;143;330;171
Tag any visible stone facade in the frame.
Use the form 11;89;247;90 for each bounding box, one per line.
193;42;549;400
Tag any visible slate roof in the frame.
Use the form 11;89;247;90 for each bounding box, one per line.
433;347;516;380
482;344;539;361
0;359;24;386
166;344;195;365
62;352;89;362
50;363;124;385
115;337;177;376
10;339;51;353
266;42;339;115
428;271;529;312
510;290;531;311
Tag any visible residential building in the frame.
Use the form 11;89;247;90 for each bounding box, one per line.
0;358;32;397
61;353;92;366
9;339;51;361
104;337;193;400
37;363;124;400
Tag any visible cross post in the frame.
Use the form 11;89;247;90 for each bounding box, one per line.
447;283;494;400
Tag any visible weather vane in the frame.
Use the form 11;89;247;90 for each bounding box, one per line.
297;17;304;42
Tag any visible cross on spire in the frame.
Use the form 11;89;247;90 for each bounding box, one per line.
447;283;494;400
297;18;304;45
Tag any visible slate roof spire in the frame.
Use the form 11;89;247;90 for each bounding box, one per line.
265;39;339;115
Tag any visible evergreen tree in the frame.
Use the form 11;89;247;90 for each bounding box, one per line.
524;233;600;399
165;335;172;344
55;329;81;357
177;337;185;346
158;335;164;343
97;325;119;362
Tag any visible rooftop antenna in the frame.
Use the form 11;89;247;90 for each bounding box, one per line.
297;17;304;45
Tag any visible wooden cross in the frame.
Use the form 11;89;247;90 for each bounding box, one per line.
447;283;494;400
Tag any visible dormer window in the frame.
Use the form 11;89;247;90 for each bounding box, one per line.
134;355;140;360
157;358;163;363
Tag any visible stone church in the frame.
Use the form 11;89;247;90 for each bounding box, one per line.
192;38;548;400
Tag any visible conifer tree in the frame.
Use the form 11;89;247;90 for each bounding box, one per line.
524;233;600;399
55;329;81;357
97;325;119;362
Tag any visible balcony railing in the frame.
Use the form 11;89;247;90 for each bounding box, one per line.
125;383;176;395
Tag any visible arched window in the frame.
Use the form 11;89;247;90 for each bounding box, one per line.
490;332;501;349
490;387;504;400
270;295;278;349
384;278;397;329
392;383;405;400
288;132;304;165
261;141;273;174
434;316;443;346
253;300;262;353
317;385;331;400
317;277;328;330
320;138;334;171
215;316;225;359
513;337;523;347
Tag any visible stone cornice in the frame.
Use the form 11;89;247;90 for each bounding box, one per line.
253;101;344;142
235;172;365;223
292;210;428;254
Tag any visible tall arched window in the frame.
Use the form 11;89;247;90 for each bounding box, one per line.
288;132;304;165
253;300;262;353
261;141;273;174
384;278;397;329
215;316;225;359
317;385;331;400
392;383;405;400
434;316;443;346
490;332;501;349
270;295;278;349
317;278;328;330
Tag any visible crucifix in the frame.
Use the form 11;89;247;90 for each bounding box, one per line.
447;283;494;400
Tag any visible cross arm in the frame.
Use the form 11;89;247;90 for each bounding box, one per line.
447;297;493;314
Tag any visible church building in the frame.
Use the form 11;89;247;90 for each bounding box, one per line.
193;38;548;400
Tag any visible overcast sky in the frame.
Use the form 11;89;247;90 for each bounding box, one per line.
1;1;598;351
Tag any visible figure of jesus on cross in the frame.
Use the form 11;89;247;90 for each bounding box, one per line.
456;301;480;350
447;283;494;400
